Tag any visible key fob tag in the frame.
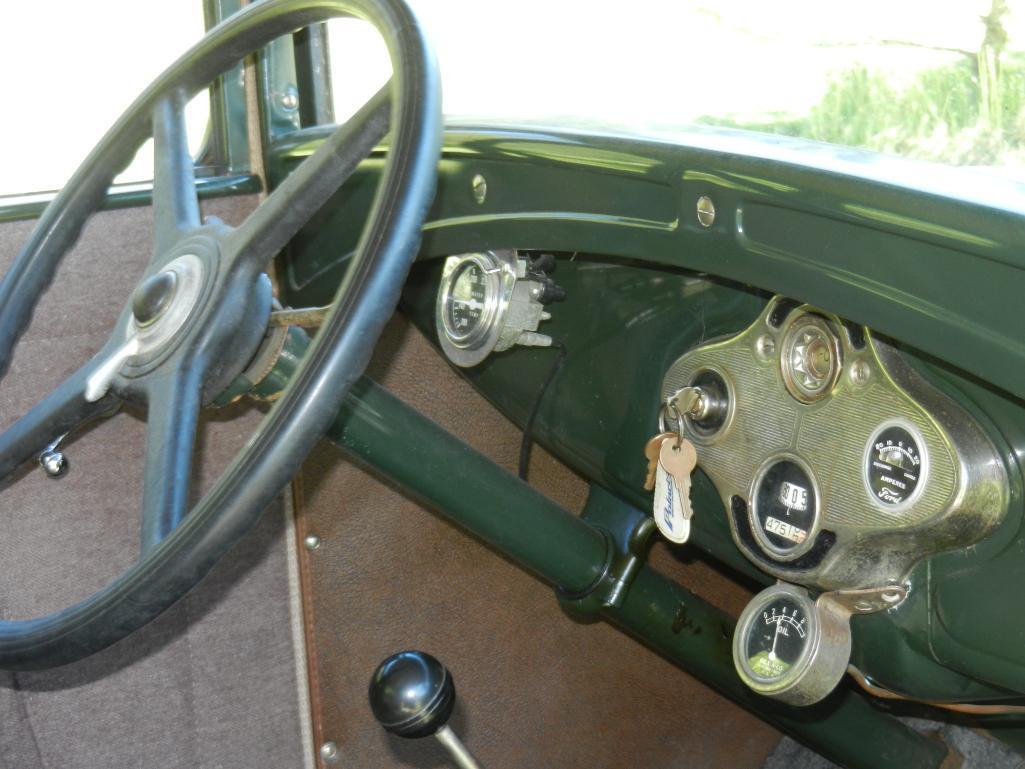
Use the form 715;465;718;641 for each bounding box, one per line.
654;460;690;543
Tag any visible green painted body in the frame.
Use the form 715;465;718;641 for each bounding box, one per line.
0;174;259;225
250;328;948;768
270;122;1025;751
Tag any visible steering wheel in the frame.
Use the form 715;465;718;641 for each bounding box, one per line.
0;0;440;669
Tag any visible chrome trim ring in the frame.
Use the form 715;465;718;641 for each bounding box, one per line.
779;314;842;404
749;452;822;561
862;418;930;513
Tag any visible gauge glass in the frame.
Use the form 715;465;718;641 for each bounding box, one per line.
745;595;809;680
780;315;841;403
865;423;926;509
445;261;490;343
735;583;851;705
752;458;818;557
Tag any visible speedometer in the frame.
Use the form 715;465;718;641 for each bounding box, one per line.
750;455;819;559
442;258;495;346
436;250;559;368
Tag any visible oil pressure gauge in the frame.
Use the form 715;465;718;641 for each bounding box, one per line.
734;583;852;706
436;250;562;368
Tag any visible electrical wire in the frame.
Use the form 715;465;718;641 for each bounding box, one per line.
847;665;1025;715
518;344;567;480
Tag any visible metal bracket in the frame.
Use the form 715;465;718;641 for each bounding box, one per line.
212;322;300;406
819;582;908;616
558;497;658;614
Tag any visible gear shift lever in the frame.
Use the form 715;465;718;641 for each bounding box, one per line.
369;650;483;769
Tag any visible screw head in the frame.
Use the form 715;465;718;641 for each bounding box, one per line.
280;85;299;111
471;173;487;205
39;450;67;478
304;534;322;551
849;359;871;386
754;334;776;361
696;195;716;227
319;741;340;764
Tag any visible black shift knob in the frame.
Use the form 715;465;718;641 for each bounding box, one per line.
368;650;456;739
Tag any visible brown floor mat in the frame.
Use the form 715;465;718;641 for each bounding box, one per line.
295;314;781;768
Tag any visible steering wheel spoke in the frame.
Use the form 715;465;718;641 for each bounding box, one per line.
152;88;201;259
0;0;440;670
140;366;203;554
0;357;118;486
226;85;391;271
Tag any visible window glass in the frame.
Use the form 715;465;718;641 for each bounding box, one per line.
0;1;209;197
328;0;1024;176
326;18;390;123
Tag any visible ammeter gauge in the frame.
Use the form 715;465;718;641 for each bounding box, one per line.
436;250;561;367
864;421;928;511
733;583;851;706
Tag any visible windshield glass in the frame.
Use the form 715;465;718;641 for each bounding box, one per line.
330;0;1024;177
0;1;207;197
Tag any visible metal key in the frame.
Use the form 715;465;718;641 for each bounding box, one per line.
653;437;698;543
668;386;703;417
643;431;678;491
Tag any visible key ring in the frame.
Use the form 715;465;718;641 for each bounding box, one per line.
658;399;685;448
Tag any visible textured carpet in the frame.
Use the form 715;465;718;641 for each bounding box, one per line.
0;199;307;769
765;720;1024;769
293;314;783;768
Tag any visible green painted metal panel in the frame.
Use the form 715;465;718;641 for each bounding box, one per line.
320;373;949;769
0;174;260;224
272;123;1025;705
276;124;1025;403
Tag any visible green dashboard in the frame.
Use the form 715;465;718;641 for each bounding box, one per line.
276;122;1025;711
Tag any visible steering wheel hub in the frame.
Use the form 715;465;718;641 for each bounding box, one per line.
132;270;178;326
126;253;209;364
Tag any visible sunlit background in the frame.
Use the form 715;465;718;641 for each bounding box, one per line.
0;0;1022;196
0;1;208;196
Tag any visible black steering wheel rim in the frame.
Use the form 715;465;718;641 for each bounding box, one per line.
0;0;440;669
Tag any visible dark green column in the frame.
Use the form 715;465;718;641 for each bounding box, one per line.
322;377;948;769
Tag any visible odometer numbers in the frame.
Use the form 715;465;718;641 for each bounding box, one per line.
751;457;819;558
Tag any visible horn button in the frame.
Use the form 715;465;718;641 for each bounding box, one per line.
132;270;178;327
126;253;208;366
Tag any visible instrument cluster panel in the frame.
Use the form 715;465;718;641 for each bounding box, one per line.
661;298;1008;591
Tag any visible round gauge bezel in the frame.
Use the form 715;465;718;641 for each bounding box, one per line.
862;418;930;513
439;253;503;350
683;366;736;446
734;583;820;697
749;453;821;561
779;313;843;404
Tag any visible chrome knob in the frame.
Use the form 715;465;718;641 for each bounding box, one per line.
38;449;67;478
